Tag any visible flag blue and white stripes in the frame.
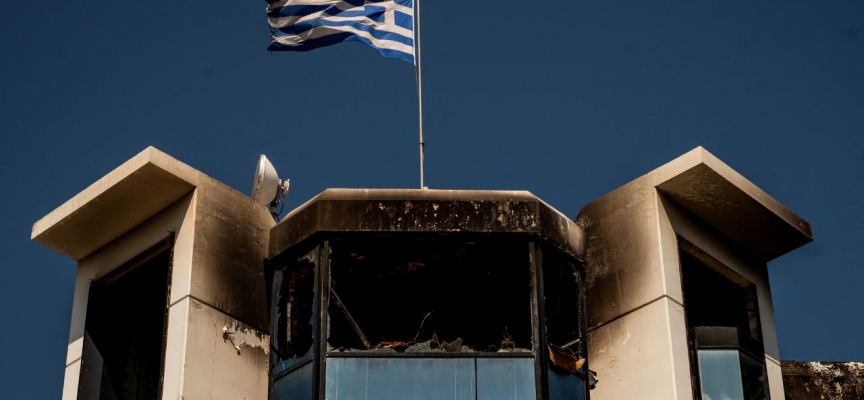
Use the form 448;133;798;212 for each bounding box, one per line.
267;0;416;63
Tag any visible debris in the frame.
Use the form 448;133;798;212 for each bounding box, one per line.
442;337;463;352
587;369;599;389
330;286;372;350
412;311;435;343
406;340;435;352
548;344;586;374
375;341;412;351
500;328;515;351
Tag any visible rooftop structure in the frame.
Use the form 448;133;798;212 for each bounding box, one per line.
32;146;821;400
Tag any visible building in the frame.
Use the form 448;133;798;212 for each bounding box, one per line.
33;146;841;400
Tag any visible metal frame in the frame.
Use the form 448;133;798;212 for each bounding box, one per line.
529;242;548;400
270;234;588;400
315;241;331;400
678;239;770;400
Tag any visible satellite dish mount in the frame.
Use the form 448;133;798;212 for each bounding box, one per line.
250;155;289;219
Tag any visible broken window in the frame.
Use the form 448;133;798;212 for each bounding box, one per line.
79;243;171;400
326;238;532;354
272;249;317;366
543;248;589;400
271;248;318;400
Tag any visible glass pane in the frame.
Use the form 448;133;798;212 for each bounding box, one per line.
698;349;744;400
548;368;586;400
739;353;768;400
273;362;314;400
325;358;475;400
476;358;536;400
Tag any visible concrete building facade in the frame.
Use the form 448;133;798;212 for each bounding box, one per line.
577;147;811;399
32;148;274;400
32;146;819;400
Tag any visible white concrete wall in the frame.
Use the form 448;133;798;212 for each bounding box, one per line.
62;180;273;400
580;188;788;399
579;186;694;400
661;195;785;398
62;194;193;400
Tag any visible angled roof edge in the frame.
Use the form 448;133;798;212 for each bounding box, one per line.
583;146;812;261
32;147;200;261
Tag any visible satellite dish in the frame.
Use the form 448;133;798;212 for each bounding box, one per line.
250;155;289;218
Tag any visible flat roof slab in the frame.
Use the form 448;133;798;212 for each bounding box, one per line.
269;189;586;260
32;147;198;261
654;147;812;261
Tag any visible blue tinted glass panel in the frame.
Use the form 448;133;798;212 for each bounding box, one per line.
476;358;536;400
548;368;586;400
273;361;314;400
698;349;744;400
325;357;475;400
739;352;768;400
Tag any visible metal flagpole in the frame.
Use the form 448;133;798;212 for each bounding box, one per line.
414;0;426;189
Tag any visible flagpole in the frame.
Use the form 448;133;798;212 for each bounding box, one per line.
414;0;426;189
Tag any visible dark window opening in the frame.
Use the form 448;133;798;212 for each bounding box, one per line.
271;249;318;400
80;248;171;400
326;238;532;354
680;248;768;400
681;251;760;341
544;249;590;400
273;251;317;363
544;250;585;358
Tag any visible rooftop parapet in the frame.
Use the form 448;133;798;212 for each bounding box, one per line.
269;188;586;261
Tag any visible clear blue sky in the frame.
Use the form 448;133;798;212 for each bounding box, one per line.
1;1;862;398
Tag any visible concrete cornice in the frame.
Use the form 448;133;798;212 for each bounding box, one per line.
270;188;586;261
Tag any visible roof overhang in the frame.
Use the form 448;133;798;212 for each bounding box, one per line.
31;147;199;261
654;147;812;261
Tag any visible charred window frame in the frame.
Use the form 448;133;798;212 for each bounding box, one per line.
679;241;770;400
323;236;535;357
539;245;590;400
270;245;321;400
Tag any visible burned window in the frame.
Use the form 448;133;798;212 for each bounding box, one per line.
273;250;317;363
544;250;585;357
326;238;532;354
543;248;590;400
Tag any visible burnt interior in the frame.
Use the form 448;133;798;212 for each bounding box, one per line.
544;250;584;353
326;237;532;353
81;249;170;400
274;255;317;361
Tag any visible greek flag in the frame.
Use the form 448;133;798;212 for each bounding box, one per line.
267;0;416;63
